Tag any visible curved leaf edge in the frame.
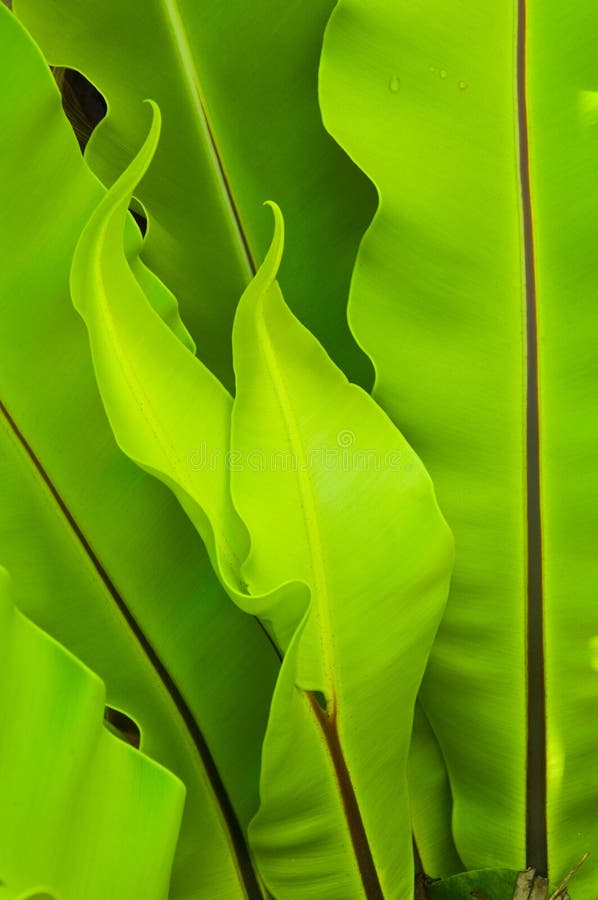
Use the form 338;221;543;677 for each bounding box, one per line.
70;101;454;899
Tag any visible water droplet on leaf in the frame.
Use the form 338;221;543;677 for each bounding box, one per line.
389;74;401;93
458;80;468;91
440;68;448;79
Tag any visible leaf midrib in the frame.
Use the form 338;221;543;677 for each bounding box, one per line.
516;0;547;876
160;0;255;278
0;395;261;898
254;292;336;707
255;292;384;898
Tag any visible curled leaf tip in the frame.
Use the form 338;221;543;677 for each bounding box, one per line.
115;99;161;190
140;98;161;154
263;199;284;241
72;95;162;273
263;198;281;214
259;200;285;285
142;97;161;122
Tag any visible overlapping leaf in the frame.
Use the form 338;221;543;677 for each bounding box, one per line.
0;8;279;896
0;568;184;900
15;0;375;390
70;105;454;898
320;0;598;894
409;706;462;880
232;203;454;900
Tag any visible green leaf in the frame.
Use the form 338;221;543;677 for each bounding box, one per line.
0;568;184;899
0;8;279;895
70;100;249;590
409;704;463;879
70;99;304;645
71;105;454;897
232;202;454;900
69;98;305;661
14;0;375;390
320;0;598;894
425;869;519;900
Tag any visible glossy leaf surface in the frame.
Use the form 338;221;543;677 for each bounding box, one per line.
15;0;375;389
0;568;184;900
0;8;278;896
71;108;454;898
233;204;453;900
320;0;598;894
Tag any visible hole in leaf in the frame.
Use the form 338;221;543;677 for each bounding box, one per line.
104;706;141;749
54;67;106;151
